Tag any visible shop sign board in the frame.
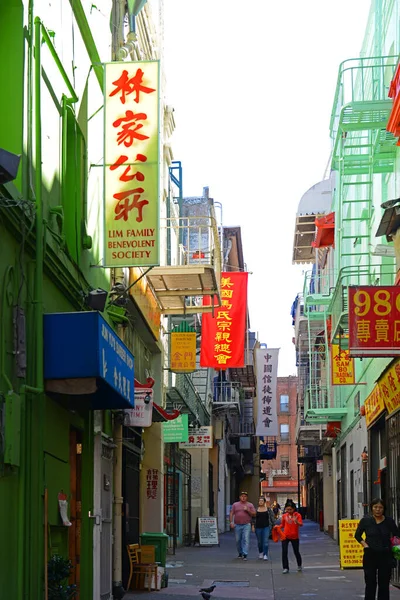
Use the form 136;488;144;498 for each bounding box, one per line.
170;332;196;373
179;427;213;449
349;286;400;356
197;517;219;546
364;384;385;427
163;414;189;442
331;344;355;385
339;519;363;568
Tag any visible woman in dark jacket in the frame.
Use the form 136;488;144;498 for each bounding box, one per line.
354;498;400;600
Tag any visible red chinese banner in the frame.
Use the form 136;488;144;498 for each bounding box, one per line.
348;286;400;357
104;61;159;267
200;272;248;368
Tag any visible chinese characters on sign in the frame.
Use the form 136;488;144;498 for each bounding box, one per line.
377;358;400;417
104;61;160;267
200;272;248;368
98;319;134;405
349;286;400;357
339;520;363;568
146;468;159;500
179;427;213;449
331;344;355;385
170;332;197;373
364;384;385;428
163;414;189;443
255;348;279;436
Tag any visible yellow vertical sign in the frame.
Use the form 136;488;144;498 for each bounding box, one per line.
170;332;196;373
331;345;355;385
339;519;363;568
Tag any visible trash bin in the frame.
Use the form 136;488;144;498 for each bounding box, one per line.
140;532;169;567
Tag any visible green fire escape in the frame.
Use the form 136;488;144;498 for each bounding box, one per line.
303;56;398;422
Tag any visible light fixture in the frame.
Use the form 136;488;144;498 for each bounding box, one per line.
86;288;108;312
0;148;21;184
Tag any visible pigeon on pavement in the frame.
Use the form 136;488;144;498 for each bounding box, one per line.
199;585;216;593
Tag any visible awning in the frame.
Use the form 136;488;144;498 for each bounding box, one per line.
152;402;181;423
44;312;134;409
311;212;335;249
292;176;334;264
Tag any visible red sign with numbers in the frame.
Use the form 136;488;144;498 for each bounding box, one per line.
348;286;400;357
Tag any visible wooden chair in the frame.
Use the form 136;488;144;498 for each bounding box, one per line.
126;543;158;592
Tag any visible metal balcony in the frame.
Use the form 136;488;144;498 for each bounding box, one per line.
212;381;242;415
146;211;221;315
295;410;325;445
330;56;398;174
166;373;210;425
304;384;347;423
229;348;256;390
303;269;334;318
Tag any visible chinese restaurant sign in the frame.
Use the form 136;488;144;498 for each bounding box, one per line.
163;414;189;443
349;286;400;357
170;332;197;373
255;348;279;437
104;61;160;267
179;426;213;449
364;384;385;428
331;344;355;385
339;520;363;568
200;272;248;368
378;358;400;416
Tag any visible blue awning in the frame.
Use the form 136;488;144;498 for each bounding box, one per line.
44;312;135;409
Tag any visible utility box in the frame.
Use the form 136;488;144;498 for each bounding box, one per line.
140;532;169;567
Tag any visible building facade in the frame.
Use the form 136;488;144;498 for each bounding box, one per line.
292;3;400;585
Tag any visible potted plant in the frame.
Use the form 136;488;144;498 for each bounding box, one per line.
48;555;77;600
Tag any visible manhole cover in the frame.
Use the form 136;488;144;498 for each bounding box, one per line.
212;581;250;587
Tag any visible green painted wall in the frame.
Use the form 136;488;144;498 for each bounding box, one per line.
0;0;116;597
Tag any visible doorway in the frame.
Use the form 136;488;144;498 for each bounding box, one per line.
69;429;82;599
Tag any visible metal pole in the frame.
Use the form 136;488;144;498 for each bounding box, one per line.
297;462;301;510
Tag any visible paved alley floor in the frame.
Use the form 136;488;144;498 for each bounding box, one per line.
125;520;400;600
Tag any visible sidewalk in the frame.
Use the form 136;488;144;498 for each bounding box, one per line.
125;520;400;600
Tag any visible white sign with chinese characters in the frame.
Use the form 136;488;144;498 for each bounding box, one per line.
255;348;279;436
179;426;213;449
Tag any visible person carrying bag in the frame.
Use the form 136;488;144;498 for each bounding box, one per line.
355;498;400;600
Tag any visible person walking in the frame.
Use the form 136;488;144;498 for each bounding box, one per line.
272;500;281;519
229;491;256;560
254;497;275;560
280;500;303;573
355;498;400;600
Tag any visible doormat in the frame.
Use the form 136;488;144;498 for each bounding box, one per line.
212;581;250;587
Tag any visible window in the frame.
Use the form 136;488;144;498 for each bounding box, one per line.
354;391;360;417
280;423;289;442
280;394;289;413
350;443;353;462
280;456;289;471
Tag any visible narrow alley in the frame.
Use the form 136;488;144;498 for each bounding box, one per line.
125;520;400;600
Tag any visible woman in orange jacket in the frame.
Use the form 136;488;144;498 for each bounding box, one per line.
279;500;303;574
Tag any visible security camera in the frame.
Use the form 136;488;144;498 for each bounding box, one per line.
144;393;151;405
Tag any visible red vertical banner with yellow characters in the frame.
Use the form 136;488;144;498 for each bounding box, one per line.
200;272;248;368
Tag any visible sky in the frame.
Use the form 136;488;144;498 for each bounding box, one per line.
162;0;371;375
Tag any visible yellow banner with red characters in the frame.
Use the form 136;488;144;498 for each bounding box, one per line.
364;384;385;427
331;345;355;385
104;61;160;267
